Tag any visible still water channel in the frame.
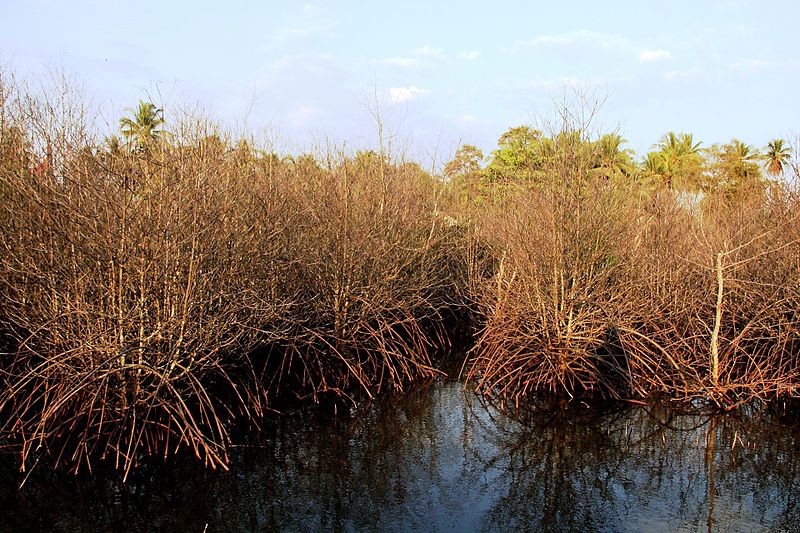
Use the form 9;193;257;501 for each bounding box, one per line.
2;378;800;532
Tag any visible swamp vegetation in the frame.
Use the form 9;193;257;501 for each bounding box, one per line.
1;72;800;477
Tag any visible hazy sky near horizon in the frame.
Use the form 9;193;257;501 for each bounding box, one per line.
1;0;798;163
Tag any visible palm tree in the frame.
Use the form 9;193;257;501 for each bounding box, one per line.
727;139;761;184
729;139;758;164
592;133;635;180
656;132;702;165
653;132;704;190
708;139;763;200
119;101;164;151
765;139;791;177
642;151;664;173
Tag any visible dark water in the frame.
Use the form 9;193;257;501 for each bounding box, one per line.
2;380;800;532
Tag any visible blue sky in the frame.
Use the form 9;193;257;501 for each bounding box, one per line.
1;0;798;164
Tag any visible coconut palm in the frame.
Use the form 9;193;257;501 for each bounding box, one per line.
653;132;705;190
592;133;635;180
726;139;761;184
765;139;791;177
657;132;702;156
729;139;759;164
707;139;764;200
119;101;164;151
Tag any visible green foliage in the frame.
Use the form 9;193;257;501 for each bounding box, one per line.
444;144;485;205
444;144;483;180
291;153;325;176
589;133;636;183
643;132;706;191
484;126;545;183
119;101;165;151
478;126;639;199
706;139;764;202
765;139;791;177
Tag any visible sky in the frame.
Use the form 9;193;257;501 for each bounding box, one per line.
1;0;798;165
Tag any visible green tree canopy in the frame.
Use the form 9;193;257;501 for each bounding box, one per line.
484;126;545;183
444;144;485;205
119;101;165;151
764;139;791;177
589;133;635;182
483;126;641;193
707;139;764;202
643;132;706;191
444;144;483;180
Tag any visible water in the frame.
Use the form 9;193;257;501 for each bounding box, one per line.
2;380;800;532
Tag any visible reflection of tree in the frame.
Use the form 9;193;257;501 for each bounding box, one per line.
477;400;800;532
207;380;461;531
473;400;637;531
1;385;800;531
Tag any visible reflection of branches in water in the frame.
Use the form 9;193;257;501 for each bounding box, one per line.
468;395;800;532
248;382;446;530
466;396;637;531
1;384;800;531
222;379;476;530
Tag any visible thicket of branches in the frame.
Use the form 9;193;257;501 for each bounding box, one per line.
0;73;472;476
1;72;800;475
458;106;800;408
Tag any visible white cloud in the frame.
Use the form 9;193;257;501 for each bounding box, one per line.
639;49;672;62
273;27;313;42
458;50;479;60
455;114;477;123
389;86;430;103
413;45;445;59
515;31;629;51
381;57;420;68
380;46;446;68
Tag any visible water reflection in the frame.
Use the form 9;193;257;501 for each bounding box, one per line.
2;381;799;532
479;399;800;532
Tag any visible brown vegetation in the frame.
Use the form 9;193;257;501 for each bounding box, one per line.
0;74;470;476
464;124;800;408
1;72;800;475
